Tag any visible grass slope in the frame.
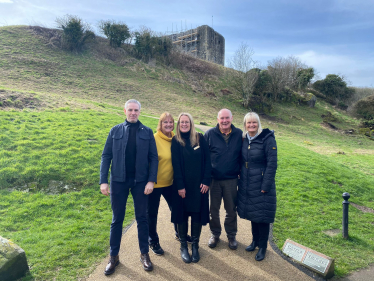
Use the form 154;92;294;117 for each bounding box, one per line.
0;26;373;279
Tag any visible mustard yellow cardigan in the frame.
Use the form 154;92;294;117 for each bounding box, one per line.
154;131;174;188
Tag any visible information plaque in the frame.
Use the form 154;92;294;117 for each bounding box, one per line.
283;242;306;262
282;239;335;279
303;251;330;273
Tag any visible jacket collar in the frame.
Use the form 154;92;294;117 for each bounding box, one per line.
214;123;237;134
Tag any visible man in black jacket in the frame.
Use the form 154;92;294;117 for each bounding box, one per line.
204;109;242;250
100;99;158;275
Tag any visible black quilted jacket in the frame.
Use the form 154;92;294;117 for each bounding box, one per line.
238;129;277;223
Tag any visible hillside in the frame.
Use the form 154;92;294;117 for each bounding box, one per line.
1;26;374;280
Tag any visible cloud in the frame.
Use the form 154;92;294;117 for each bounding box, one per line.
0;0;13;3
296;50;374;86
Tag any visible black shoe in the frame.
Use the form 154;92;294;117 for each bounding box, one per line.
228;237;238;250
245;241;258;252
180;243;192;263
178;222;192;263
150;242;164;256
140;253;154;271
255;248;267;261
191;243;200;263
104;255;119;275
208;236;220;248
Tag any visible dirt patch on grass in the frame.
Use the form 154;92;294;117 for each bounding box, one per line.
351;202;374;214
0;90;44;109
353;149;374;155
323;229;340;237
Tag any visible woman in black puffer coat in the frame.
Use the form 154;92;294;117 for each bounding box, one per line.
238;112;277;261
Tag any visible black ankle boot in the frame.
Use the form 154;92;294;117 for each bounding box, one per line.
191;222;202;263
178;222;191;263
245;241;258;252
255;248;267;261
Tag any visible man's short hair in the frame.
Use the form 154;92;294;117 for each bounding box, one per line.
217;108;232;119
125;99;141;110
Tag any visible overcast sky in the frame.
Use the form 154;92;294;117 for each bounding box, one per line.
1;0;373;87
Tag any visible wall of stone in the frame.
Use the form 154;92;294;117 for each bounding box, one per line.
168;25;225;66
196;25;225;66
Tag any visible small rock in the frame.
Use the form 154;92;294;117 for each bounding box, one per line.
0;236;29;281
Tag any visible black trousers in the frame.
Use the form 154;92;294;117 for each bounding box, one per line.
147;185;178;245
251;222;270;248
110;179;149;256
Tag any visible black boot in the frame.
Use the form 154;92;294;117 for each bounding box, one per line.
255;248;267;261
178;222;191;263
191;222;202;263
245;241;258;252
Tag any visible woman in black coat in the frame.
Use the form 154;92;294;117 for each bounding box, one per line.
238;112;277;261
171;113;211;264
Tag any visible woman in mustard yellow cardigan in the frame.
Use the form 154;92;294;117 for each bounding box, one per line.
147;112;185;256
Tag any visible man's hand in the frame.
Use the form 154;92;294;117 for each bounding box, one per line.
100;183;110;196
200;184;209;194
144;181;154;195
261;190;267;193
178;188;186;198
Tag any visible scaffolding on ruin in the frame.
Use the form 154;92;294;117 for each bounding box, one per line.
165;23;199;57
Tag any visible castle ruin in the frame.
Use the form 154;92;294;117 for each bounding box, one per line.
168;25;225;66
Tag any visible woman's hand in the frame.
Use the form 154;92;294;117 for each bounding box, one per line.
200;184;209;194
178;188;186;198
261;190;267;193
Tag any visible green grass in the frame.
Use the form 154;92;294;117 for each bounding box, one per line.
275;140;374;277
1;25;374;279
0;109;158;280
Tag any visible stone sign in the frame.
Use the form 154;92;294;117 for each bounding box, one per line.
0;236;29;281
282;239;334;279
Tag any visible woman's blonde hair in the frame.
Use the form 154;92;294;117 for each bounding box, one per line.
243;112;263;138
175;113;199;147
157;112;175;133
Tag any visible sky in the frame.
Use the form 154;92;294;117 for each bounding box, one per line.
1;0;373;87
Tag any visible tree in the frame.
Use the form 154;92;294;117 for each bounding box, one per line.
56;15;95;52
267;56;307;100
228;42;258;108
99;21;130;47
297;67;315;91
133;26;172;62
313;74;354;103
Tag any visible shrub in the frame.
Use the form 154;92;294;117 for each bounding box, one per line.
98;21;130;47
133;27;172;62
313;74;354;104
354;94;374;120
56;15;95;52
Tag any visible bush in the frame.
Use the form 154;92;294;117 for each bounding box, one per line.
56;15;95;52
354;94;374;120
98;21;130;47
133;27;172;62
313;74;354;104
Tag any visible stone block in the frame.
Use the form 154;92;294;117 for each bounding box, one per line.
0;236;29;281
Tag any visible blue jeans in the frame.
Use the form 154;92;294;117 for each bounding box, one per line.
110;179;149;256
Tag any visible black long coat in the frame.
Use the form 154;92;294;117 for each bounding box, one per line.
238;129;277;223
171;133;211;225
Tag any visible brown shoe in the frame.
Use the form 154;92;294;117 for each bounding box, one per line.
104;255;119;275
208;236;220;248
140;253;153;271
228;237;238;250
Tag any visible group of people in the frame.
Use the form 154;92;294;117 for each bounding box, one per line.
99;99;278;275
